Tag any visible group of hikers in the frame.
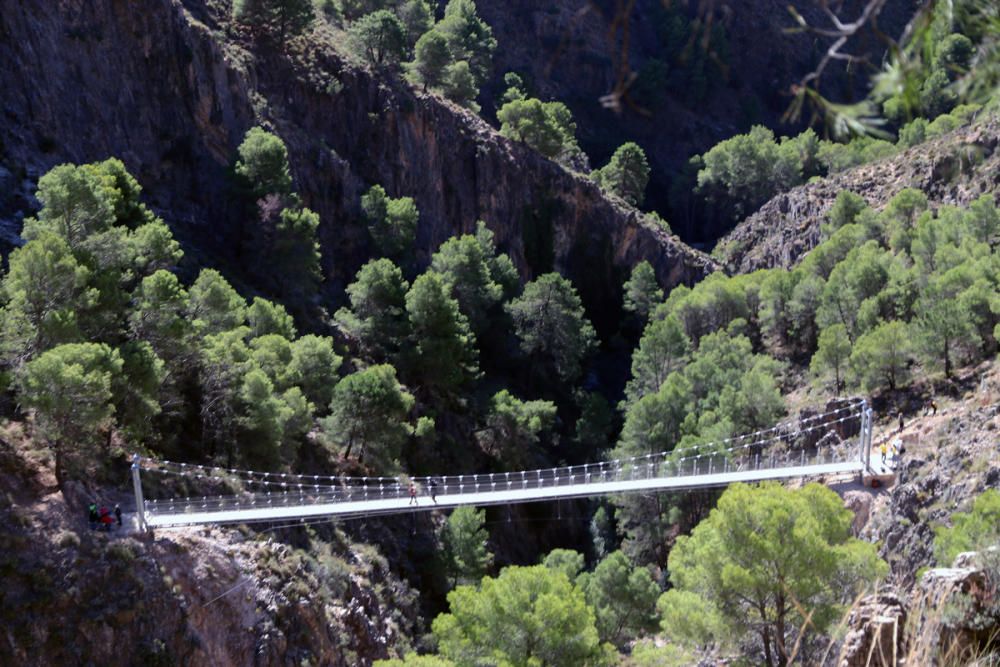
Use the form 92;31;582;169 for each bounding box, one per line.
408;478;441;505
878;438;904;467
88;502;122;531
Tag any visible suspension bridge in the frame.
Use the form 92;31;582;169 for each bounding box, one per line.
133;400;881;531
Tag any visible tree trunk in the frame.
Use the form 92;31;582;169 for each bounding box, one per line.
761;627;775;667
775;594;788;666
53;443;66;490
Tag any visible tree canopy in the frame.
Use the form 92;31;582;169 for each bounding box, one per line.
432;564;612;667
506;273;597;384
593;142;650;207
660;482;886;666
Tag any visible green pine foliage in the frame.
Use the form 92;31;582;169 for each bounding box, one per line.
403;272;479;396
336;258;411;361
396;0;434;48
440;505;493;587
660;482;887;666
505;273;597;384
497;93;584;168
408;30;451;91
320;364;414;470
19;343;124;482
934;489;1000;565
349;9;407;66
476;389;556;469
593;142;650;207
1;158;343;473
578;551;660;648
233;0;315;41
360;185;419;262
235;127;294;198
431;564;613;667
403;0;495;110
429;224;515;335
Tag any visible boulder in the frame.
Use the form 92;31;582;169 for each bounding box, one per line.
843;490;873;536
838;592;906;667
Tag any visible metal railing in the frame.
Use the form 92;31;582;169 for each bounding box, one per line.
141;421;865;524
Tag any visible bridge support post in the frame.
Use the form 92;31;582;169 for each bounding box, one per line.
859;401;874;471
131;454;148;533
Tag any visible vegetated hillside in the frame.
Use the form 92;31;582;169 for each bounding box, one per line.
475;0;920;242
1;0;998;663
0;0;714;327
715;112;1000;272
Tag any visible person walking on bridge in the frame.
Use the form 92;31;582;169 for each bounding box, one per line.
429;478;439;504
409;482;417;506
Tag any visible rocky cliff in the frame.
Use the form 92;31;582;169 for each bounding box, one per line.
0;0;716;331
476;0;920;242
0;432;419;666
715;114;1000;273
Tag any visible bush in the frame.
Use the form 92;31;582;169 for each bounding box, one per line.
56;529;80;549
934;489;1000;565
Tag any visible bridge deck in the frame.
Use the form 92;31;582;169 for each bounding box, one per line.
146;460;866;528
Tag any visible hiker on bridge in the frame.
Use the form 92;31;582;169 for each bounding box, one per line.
409;482;417;506
429;478;439;504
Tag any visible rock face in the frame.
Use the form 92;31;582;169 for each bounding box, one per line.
0;0;716;331
905;556;998;664
715;115;1000;273
838;592;906;667
0;492;418;666
475;0;917;243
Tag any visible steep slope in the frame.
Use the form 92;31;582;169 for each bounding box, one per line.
0;467;419;665
476;0;920;242
715;114;1000;272
0;0;715;329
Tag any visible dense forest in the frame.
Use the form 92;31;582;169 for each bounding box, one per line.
1;0;1000;665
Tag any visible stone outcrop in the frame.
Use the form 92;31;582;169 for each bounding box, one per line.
0;486;418;666
838;591;906;667
715;115;1000;274
905;553;998;664
0;0;716;331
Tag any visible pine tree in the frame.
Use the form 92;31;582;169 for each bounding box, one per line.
349;10;407;66
335;258;410;361
407;30;451;90
321;364;413;469
506;273;597;384
441;506;493;587
404;272;478;395
233;0;315;42
235;127;293;198
594;142;650;207
622;261;663;325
